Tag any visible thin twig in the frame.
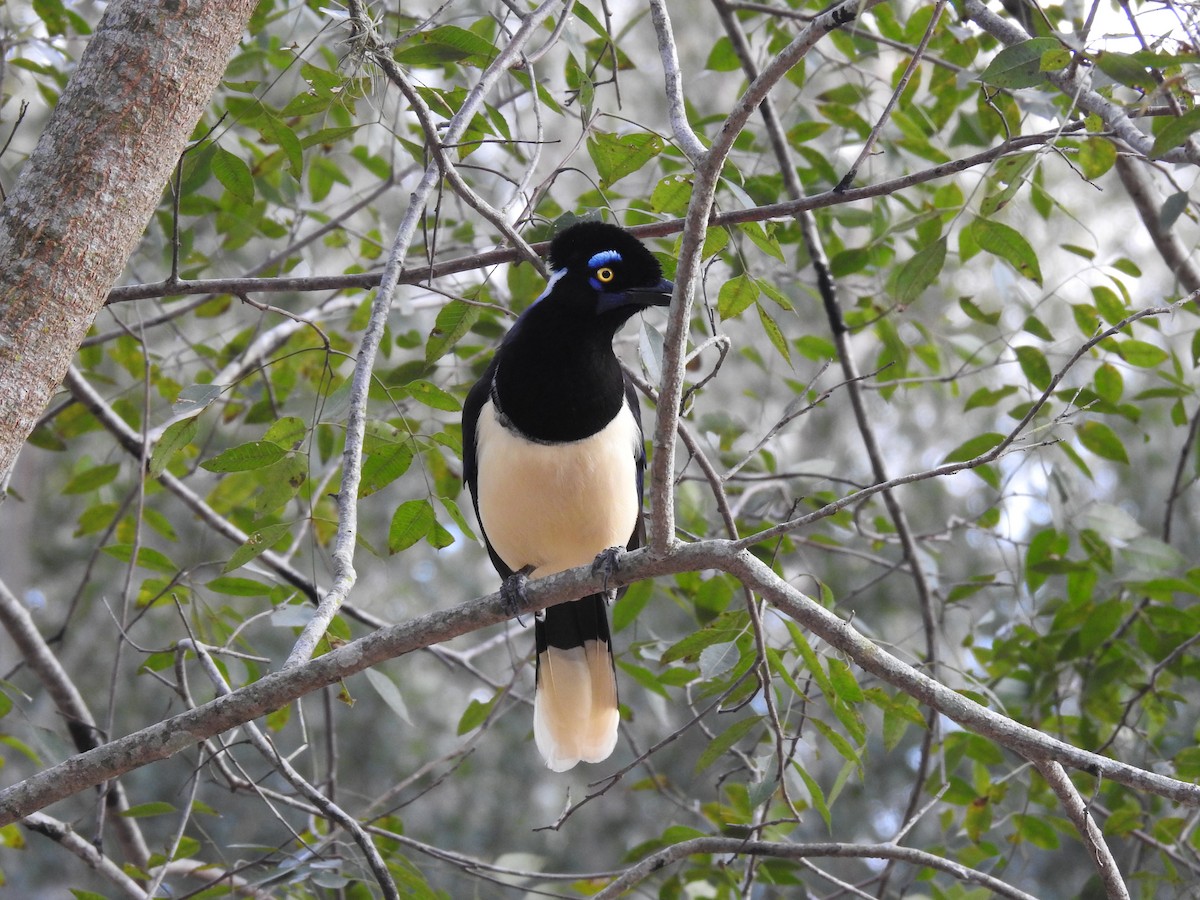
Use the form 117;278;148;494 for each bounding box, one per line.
183;639;400;900
1032;760;1130;900
591;836;1040;900
285;0;565;667
835;0;949;190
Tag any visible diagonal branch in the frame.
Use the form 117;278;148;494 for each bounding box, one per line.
592;836;1040;900
649;0;878;550
100;126;1085;309
5;535;1200;826
1032;760;1131;900
962;0;1200;166
21;813;146;900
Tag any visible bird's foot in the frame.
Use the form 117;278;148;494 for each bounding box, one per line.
591;546;623;601
500;566;535;621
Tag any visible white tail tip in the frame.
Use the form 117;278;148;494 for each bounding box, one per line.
534;639;619;771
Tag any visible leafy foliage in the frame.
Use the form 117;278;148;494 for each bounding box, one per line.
3;0;1200;898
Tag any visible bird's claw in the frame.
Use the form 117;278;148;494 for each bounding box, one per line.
592;546;623;601
500;566;534;621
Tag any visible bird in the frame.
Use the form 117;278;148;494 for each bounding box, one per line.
461;221;673;771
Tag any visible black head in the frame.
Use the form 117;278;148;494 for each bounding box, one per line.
543;221;674;317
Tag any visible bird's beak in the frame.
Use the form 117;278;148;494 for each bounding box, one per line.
626;278;675;307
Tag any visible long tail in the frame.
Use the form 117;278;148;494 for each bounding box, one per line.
533;594;619;772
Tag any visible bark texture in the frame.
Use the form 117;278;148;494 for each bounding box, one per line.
0;0;258;483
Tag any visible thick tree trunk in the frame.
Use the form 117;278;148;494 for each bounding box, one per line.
0;0;258;486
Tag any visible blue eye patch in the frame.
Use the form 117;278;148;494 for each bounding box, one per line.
587;250;622;269
587;250;622;291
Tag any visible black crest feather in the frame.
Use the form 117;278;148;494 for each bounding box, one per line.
547;222;663;283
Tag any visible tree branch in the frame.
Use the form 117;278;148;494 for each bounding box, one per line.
962;0;1200;166
284;0;565;667
99;130;1076;307
591;836;1040;900
1032;760;1131;900
21;812;147;899
649;0;875;550
5;538;1200;826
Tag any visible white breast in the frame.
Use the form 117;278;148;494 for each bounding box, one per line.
474;399;641;577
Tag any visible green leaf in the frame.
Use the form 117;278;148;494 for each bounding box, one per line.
33;0;69;36
260;116;303;180
695;715;760;773
201;441;287;473
1076;421;1129;464
964;385;1018;411
1039;47;1072;71
121;801;176;818
364;667;412;725
457;695;498;735
1015;345;1052;389
757;278;794;311
1022;314;1053;341
1077;137;1117;179
965;794;993;842
1094;50;1159;91
405;380;462;412
205;576;274;596
1150;108;1200;159
756;302;792;365
661;611;748;664
1161;191;1189;229
264;416;307;449
254;455;308;516
698;641;740;680
388;499;435;554
612;579;653;632
76;503;118;537
427;519;455;550
63;463;120;494
1093;363;1124;403
1115;339;1168;368
650;174;693;215
426;300;482;364
702;226;729;259
827;658;864;703
211;147;254;204
223;523;292;573
959;296;1001;326
795;763;832;831
393;25;499;68
705;35;741;71
586;131;664;189
172;383;223;418
617;660;672;698
439;495;477;543
717;273;759;320
968;218;1042;284
978;38;1061;89
1014;813;1060;849
103;544;178;574
150;418;198;478
1092;285;1127;326
739;222;785;262
891;237;946;303
359;441;414;499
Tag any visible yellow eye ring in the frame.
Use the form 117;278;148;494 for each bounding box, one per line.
595;266;616;284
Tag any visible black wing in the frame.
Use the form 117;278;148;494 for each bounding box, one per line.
460;356;515;579
622;373;648;554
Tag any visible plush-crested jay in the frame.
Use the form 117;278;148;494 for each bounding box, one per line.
461;221;672;771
